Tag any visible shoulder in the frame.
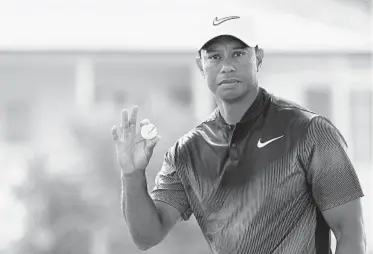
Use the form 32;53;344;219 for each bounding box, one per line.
264;93;318;139
178;108;219;146
304;115;348;148
166;110;218;162
266;92;345;145
269;93;317;123
271;93;346;145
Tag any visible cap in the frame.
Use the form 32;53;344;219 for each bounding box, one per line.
196;15;258;51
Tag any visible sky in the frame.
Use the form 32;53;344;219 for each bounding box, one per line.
0;0;371;51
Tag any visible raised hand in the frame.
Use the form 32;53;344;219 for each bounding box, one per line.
112;105;161;174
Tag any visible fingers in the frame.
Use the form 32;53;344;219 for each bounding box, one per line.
144;135;161;158
112;125;119;141
121;109;129;136
145;135;161;151
140;118;150;127
129;105;138;136
116;106;156;144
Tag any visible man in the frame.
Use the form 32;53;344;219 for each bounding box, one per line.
112;15;366;254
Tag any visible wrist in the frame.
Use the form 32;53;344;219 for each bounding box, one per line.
121;169;147;193
121;168;146;179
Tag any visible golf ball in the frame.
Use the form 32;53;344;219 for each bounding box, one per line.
141;123;157;140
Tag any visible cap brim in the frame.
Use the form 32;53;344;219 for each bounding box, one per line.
200;34;249;51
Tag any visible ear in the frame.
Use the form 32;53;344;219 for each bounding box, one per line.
195;57;205;78
255;46;264;71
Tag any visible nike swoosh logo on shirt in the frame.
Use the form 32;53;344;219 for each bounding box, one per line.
257;135;284;148
213;16;240;26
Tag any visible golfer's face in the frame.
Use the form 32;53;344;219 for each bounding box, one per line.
200;36;258;102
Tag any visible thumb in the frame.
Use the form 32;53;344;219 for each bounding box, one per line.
145;135;161;153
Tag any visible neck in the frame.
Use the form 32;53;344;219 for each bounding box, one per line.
216;86;260;125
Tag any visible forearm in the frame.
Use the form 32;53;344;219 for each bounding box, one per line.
121;169;164;250
335;235;366;254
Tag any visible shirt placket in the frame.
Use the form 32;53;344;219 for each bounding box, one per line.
227;125;240;167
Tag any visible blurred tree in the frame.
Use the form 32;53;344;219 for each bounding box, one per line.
12;103;210;254
13;155;100;254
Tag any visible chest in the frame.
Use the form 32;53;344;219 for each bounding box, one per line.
183;116;309;215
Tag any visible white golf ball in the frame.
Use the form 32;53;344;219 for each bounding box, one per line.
141;124;157;140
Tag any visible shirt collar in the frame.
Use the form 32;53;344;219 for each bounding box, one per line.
214;87;271;127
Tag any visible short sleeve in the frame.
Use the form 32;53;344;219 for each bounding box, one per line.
150;146;193;221
300;116;364;211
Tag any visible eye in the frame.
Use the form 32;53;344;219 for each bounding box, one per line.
233;51;246;57
208;54;221;60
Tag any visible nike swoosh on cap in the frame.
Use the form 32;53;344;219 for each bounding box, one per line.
213;16;240;26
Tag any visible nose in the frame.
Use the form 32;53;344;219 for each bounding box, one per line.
220;60;235;73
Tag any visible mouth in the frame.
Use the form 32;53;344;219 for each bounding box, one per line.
219;79;240;86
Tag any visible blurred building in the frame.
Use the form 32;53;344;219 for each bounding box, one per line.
0;48;372;253
0;1;372;252
0;49;371;164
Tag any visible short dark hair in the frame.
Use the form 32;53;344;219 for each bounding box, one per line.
255;45;264;67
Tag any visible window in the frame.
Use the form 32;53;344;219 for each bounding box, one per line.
350;89;372;164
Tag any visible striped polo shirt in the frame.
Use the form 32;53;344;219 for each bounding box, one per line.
150;87;364;254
